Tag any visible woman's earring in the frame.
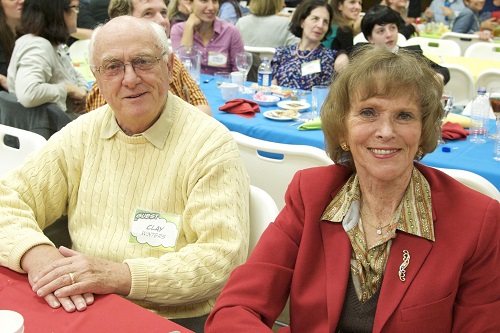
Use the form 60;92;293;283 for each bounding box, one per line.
340;142;350;151
416;146;424;159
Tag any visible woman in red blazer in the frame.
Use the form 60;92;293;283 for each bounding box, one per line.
206;46;500;332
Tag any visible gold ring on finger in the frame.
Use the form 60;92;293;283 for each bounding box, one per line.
68;272;76;285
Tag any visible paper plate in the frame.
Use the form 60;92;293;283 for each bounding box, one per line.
263;110;300;121
277;100;310;111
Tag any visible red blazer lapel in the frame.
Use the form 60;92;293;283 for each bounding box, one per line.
320;220;352;332
373;232;433;332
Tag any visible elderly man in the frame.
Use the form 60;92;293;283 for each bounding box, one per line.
0;16;249;333
85;0;212;116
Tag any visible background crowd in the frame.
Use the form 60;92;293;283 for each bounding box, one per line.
1;0;498;97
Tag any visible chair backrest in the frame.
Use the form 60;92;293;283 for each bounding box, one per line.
248;185;280;256
464;42;500;60
436;167;500;201
353;33;406;46
0;124;47;176
442;64;475;107
280;7;296;16
68;39;91;63
243;46;276;83
440;32;482;56
404;37;461;57
243;46;276;62
232;131;333;209
475;68;500;92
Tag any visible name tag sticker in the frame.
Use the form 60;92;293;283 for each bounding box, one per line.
301;59;321;76
208;52;227;67
129;209;181;252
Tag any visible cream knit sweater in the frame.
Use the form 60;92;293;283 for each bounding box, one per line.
0;93;250;319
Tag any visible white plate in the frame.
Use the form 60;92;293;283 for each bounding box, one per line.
253;95;281;107
277;100;310;111
263;110;300;121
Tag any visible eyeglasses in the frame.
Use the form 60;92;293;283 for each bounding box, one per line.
93;54;165;80
68;5;80;14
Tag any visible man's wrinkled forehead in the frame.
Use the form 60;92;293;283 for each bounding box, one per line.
93;18;156;60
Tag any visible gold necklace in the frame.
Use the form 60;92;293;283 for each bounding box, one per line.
360;209;393;235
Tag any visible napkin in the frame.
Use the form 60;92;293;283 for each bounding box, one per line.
219;99;260;118
298;118;322;130
444;113;471;128
441;122;469;140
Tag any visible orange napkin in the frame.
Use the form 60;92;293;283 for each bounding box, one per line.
219;99;260;118
442;122;469;140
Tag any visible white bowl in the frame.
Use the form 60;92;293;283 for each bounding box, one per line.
253;95;280;106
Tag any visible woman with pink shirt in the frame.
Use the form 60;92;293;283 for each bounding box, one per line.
170;0;245;75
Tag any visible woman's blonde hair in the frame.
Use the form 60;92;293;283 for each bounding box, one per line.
249;0;282;16
168;0;186;20
322;45;444;171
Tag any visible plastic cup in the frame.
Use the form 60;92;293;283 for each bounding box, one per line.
214;72;231;88
230;72;244;86
0;310;24;333
220;82;239;101
311;85;329;119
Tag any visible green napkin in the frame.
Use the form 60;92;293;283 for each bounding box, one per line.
298;118;321;130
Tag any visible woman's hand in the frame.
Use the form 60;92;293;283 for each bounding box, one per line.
0;74;9;91
0;74;8;91
179;6;202;48
442;6;453;19
65;82;87;100
185;8;202;30
334;53;350;73
424;7;433;19
475;30;491;41
31;246;131;301
480;17;497;31
70;95;88;114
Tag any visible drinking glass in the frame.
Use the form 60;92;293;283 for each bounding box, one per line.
311;85;329;119
214;72;231;88
438;90;454;145
487;87;500;140
235;52;253;83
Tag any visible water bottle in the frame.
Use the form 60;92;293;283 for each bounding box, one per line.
470;88;489;144
257;57;272;87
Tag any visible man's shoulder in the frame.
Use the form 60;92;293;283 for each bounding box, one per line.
170;94;216;123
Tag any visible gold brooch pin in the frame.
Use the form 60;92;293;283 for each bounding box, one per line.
399;250;410;282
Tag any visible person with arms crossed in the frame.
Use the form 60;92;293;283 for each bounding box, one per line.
86;0;212;116
205;46;499;331
0;16;249;333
